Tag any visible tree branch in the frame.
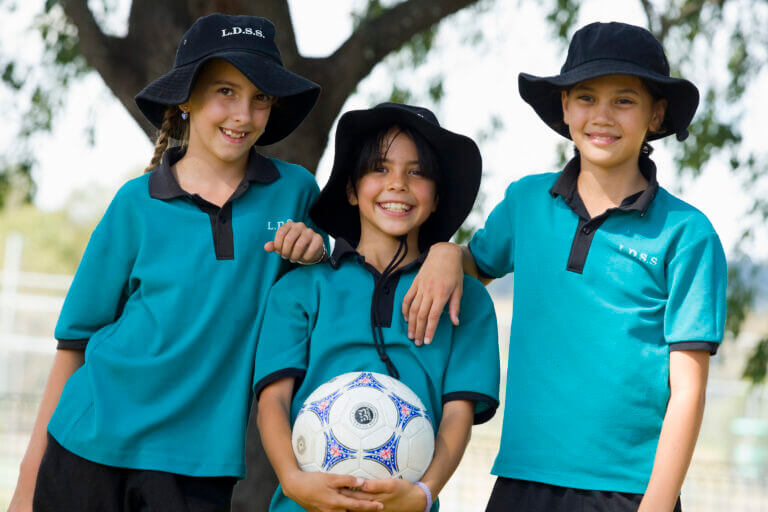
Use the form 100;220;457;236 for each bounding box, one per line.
61;0;113;68
657;0;725;41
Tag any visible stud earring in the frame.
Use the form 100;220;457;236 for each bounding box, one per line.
181;110;189;120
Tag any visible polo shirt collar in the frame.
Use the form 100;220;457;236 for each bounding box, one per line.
330;238;428;273
148;146;280;200
549;155;659;217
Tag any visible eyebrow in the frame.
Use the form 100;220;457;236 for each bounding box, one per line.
573;85;641;95
212;80;241;88
382;158;421;165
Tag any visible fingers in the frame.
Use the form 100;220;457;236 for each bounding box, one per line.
270;222;324;264
402;281;417;321
407;292;423;344
360;479;397;493
328;476;382;511
422;299;444;345
448;285;463;326
412;296;434;345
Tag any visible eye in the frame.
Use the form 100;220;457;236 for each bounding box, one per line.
577;94;594;103
616;97;636;105
218;87;234;96
254;93;275;106
408;168;425;176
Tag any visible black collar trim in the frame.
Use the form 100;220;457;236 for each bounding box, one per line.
549;155;659;217
330;238;428;274
148;146;280;200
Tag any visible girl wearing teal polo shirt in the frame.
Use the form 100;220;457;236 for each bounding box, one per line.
254;103;500;511
403;22;726;512
11;14;327;512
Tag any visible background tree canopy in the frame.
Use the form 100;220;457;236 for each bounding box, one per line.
1;0;767;507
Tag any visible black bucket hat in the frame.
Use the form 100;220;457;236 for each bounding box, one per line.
519;21;699;142
311;103;482;251
135;13;320;145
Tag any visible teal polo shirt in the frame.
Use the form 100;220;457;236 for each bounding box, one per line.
469;156;727;494
253;239;501;512
49;146;324;478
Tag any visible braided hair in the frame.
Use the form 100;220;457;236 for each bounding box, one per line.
144;106;190;173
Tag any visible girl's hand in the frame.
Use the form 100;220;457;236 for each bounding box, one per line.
282;471;383;512
341;479;428;512
402;242;464;345
264;221;326;265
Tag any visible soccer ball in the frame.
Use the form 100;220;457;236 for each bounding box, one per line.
291;371;434;481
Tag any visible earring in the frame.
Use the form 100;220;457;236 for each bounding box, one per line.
181;110;189;120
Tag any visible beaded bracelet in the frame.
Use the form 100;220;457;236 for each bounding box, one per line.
414;481;433;512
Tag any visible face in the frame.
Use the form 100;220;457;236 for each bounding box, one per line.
182;59;274;166
561;74;666;172
348;129;438;246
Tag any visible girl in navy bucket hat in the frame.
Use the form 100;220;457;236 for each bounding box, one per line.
402;22;726;511
11;13;330;512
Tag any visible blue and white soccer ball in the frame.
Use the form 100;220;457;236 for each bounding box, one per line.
291;371;434;481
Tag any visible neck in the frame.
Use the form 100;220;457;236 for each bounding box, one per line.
175;144;249;188
356;229;421;273
577;156;648;215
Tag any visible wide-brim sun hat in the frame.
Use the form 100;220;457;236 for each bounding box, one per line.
518;21;699;142
135;13;320;145
311;102;482;252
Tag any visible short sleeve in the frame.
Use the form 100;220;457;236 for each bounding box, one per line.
54;188;138;349
442;278;500;424
664;228;727;351
469;181;517;279
253;270;317;399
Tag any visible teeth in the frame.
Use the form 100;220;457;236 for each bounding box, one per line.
222;128;246;139
380;202;412;212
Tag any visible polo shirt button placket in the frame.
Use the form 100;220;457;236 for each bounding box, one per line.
581;226;591;235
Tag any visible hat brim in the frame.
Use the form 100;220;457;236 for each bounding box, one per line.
135;50;320;145
519;59;699;141
311;106;482;251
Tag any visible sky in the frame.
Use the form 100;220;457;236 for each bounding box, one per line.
2;0;766;257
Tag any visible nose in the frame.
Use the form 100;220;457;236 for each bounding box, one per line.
230;97;252;125
592;100;613;125
385;169;407;191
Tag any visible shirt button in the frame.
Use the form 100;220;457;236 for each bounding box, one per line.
220;217;227;224
384;287;390;294
581;226;591;234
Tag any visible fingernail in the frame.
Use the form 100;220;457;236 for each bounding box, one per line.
355;477;363;486
408;332;413;339
424;337;431;345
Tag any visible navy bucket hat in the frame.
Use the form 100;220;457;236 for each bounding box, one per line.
519;21;699;142
310;103;482;252
135;13;320;145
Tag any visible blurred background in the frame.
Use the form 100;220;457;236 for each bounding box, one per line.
1;0;767;510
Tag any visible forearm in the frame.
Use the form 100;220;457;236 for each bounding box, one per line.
640;351;708;512
12;349;84;504
419;400;474;499
256;381;302;487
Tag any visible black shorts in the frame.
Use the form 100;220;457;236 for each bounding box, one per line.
34;433;237;512
486;477;683;512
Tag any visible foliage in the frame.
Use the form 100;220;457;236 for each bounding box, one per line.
0;203;95;274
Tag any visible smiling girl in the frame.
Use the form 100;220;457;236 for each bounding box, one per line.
253;103;500;511
10;13;327;512
403;22;726;512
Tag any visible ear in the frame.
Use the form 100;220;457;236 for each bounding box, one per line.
561;90;571;126
431;193;439;213
649;98;667;133
346;180;358;206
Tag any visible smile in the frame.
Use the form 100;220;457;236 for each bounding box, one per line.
220;127;248;140
587;133;619;145
378;202;413;214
